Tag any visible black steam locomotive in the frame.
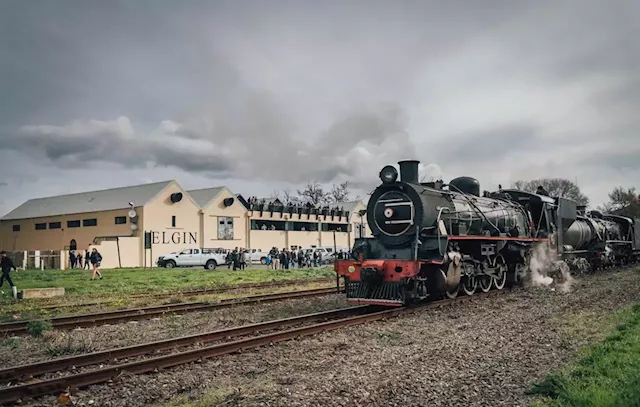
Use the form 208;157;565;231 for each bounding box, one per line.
335;160;640;306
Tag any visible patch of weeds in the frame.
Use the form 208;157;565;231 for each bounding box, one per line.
26;320;52;337
158;387;243;407
45;335;94;357
0;337;20;349
376;330;401;341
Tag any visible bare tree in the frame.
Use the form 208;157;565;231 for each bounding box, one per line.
297;181;329;205
281;188;301;203
599;186;640;218
511;178;590;206
328;181;351;203
270;189;281;200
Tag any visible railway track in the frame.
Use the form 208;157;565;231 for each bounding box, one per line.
0;290;503;405
36;277;338;310
0;287;343;335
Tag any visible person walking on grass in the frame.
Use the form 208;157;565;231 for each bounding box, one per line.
0;251;18;299
89;248;103;280
239;249;246;270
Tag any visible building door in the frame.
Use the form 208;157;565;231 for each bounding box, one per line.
70;239;77;251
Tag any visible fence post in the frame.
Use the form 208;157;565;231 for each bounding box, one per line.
60;250;66;270
22;251;27;270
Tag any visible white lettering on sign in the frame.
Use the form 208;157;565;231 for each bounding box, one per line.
151;231;197;245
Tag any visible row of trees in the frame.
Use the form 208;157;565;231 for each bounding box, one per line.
511;178;640;218
271;181;362;205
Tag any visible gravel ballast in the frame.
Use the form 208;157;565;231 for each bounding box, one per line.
13;268;640;407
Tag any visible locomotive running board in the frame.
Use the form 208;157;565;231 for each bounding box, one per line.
347;298;404;307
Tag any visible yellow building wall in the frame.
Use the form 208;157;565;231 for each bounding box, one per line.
249;230;286;251
285;231;321;249
202;189;247;250
0;208;137;253
89;236;141;269
142;182;201;267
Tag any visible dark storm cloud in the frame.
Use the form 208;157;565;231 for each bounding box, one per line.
0;0;639;212
437;124;539;164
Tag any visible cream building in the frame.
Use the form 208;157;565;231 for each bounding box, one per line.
0;180;370;269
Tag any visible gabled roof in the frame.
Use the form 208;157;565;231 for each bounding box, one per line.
2;181;174;221
186;187;226;209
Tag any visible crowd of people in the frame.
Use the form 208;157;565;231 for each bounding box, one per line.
225;247;248;270
68;248;104;280
244;196;348;215
223;246;351;270
264;247;350;269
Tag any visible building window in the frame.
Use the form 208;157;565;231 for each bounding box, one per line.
250;220;286;231
83;218;97;227
171;215;176;228
218;217;234;239
287;221;319;231
115;216;127;225
49;222;61;229
12;225;20;232
35;223;47;230
321;223;349;232
67;220;81;228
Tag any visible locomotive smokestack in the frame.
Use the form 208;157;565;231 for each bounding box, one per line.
398;160;420;184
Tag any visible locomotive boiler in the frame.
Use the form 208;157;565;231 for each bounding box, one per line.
562;210;635;267
336;160;546;306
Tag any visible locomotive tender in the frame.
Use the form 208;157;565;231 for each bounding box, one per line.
335;160;640;306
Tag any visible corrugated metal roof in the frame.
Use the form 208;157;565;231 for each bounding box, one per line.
1;180;173;221
186;187;225;208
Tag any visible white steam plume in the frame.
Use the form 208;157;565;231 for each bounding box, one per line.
525;238;574;293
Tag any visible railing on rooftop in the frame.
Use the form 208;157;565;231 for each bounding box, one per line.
246;202;350;220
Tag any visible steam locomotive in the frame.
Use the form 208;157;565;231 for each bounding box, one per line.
335;160;640;306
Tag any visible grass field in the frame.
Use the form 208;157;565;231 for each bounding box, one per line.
530;302;640;407
0;265;335;300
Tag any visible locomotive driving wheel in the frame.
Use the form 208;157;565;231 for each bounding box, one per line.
445;284;459;299
479;275;492;292
493;255;508;290
461;276;477;295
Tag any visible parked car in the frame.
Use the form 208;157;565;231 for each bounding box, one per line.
157;248;228;270
245;248;269;264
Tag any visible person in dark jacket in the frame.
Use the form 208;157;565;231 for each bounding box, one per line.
89;248;103;280
84;250;91;269
0;251;17;298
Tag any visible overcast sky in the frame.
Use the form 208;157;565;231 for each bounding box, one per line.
1;0;638;215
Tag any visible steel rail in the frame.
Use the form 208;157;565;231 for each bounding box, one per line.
0;291;502;405
0;287;344;335
0;305;370;383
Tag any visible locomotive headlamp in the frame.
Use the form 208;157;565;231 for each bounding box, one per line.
379;165;398;184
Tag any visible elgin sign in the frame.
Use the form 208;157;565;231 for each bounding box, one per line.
145;231;197;248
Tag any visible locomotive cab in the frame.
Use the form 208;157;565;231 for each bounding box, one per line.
500;190;557;238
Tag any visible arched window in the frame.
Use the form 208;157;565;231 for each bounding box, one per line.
69;239;77;251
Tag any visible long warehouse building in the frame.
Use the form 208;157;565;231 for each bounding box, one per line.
0;180;370;269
